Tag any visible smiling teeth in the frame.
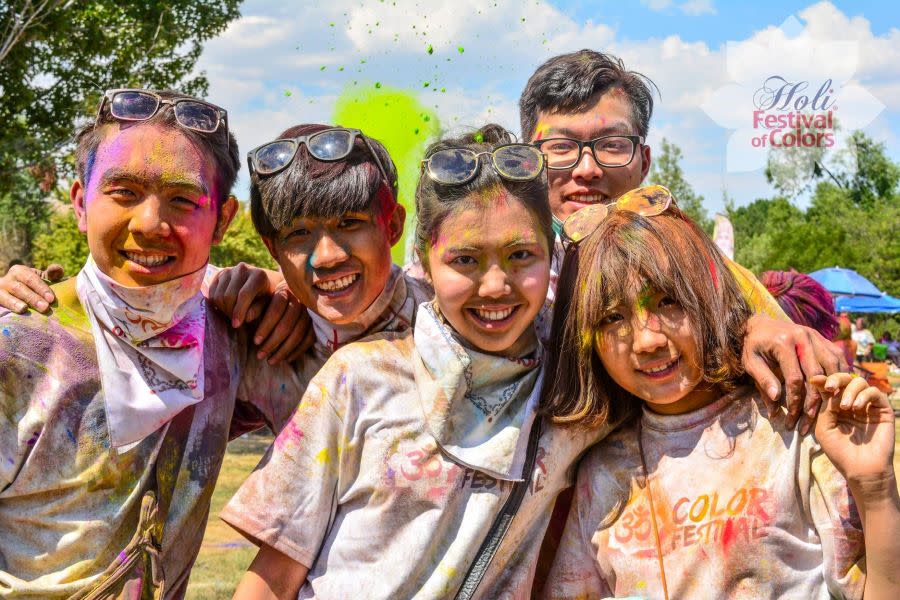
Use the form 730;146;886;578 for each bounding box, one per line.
572;194;605;204
474;307;514;321
642;359;677;374
125;252;169;267
315;274;358;292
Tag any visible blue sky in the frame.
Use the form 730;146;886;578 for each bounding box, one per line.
195;0;899;214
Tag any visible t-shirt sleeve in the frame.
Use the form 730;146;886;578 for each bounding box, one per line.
806;445;866;599
234;348;307;437
725;259;789;321
220;356;351;568
543;457;614;600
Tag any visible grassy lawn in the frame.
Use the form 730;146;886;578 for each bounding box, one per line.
184;397;900;599
186;434;272;600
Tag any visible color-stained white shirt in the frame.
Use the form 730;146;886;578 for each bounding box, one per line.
221;303;603;599
545;387;866;600
0;279;302;599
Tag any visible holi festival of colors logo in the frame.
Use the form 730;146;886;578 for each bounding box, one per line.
750;76;836;150
703;15;883;173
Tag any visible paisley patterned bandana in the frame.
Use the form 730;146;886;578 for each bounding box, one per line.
413;301;542;480
75;256;207;451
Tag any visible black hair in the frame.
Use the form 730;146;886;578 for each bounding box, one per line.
414;123;554;265
519;49;659;141
249;123;398;239
74;89;239;210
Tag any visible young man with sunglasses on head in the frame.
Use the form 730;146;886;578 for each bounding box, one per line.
0;89;304;599
207;123;431;396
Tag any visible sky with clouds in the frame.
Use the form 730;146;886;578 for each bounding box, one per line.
194;0;899;214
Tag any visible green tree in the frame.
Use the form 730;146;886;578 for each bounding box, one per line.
647;138;713;233
30;206;89;275
0;1;241;266
838;131;900;208
210;204;278;269
728;157;900;298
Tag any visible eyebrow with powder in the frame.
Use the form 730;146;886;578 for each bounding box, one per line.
546;121;635;139
100;168;209;197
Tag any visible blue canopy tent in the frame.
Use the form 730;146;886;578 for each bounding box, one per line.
808;267;883;297
833;294;900;314
809;267;900;314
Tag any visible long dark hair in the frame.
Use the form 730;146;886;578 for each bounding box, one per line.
541;205;751;429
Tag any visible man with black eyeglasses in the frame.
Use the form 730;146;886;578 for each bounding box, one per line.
0;89;303;599
518;49;848;434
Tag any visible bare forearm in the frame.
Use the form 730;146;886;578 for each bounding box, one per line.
233;546;309;600
851;474;900;600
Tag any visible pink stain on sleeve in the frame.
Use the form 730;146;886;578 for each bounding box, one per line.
273;418;304;450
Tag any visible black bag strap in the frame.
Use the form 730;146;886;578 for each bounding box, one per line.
454;415;543;600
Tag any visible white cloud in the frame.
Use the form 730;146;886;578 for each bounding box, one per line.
680;0;716;16
194;0;897;209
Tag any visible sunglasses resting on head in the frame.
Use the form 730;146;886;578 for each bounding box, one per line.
96;88;229;147
561;184;676;247
420;143;546;186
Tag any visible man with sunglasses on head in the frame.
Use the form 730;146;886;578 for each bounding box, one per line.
0;89;304;599
205;123;431;410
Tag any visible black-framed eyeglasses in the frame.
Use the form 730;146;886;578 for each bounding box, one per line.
96;88;229;148
247;128;391;191
534;135;644;169
420;144;545;185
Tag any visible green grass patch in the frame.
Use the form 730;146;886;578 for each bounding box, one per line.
186;434;272;599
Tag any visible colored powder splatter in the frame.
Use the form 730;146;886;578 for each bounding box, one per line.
333;84;441;265
374;82;382;89
457;46;465;53
315;448;330;464
426;44;434;54
474;132;484;143
284;90;292;97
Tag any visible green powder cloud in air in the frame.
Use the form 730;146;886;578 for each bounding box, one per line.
333;84;441;265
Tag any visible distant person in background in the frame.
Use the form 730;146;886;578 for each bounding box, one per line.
760;269;839;339
853;317;876;362
880;331;900;364
833;314;858;366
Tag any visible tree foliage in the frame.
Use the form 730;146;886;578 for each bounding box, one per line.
647;138;713;233
729;131;900;297
210;204;277;270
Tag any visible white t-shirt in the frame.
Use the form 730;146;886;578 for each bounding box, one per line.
222;303;576;599
545;387;865;600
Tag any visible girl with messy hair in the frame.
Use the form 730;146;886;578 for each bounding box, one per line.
541;186;899;600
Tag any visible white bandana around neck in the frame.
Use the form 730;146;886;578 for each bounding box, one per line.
75;256;207;453
413;301;543;481
307;264;418;361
